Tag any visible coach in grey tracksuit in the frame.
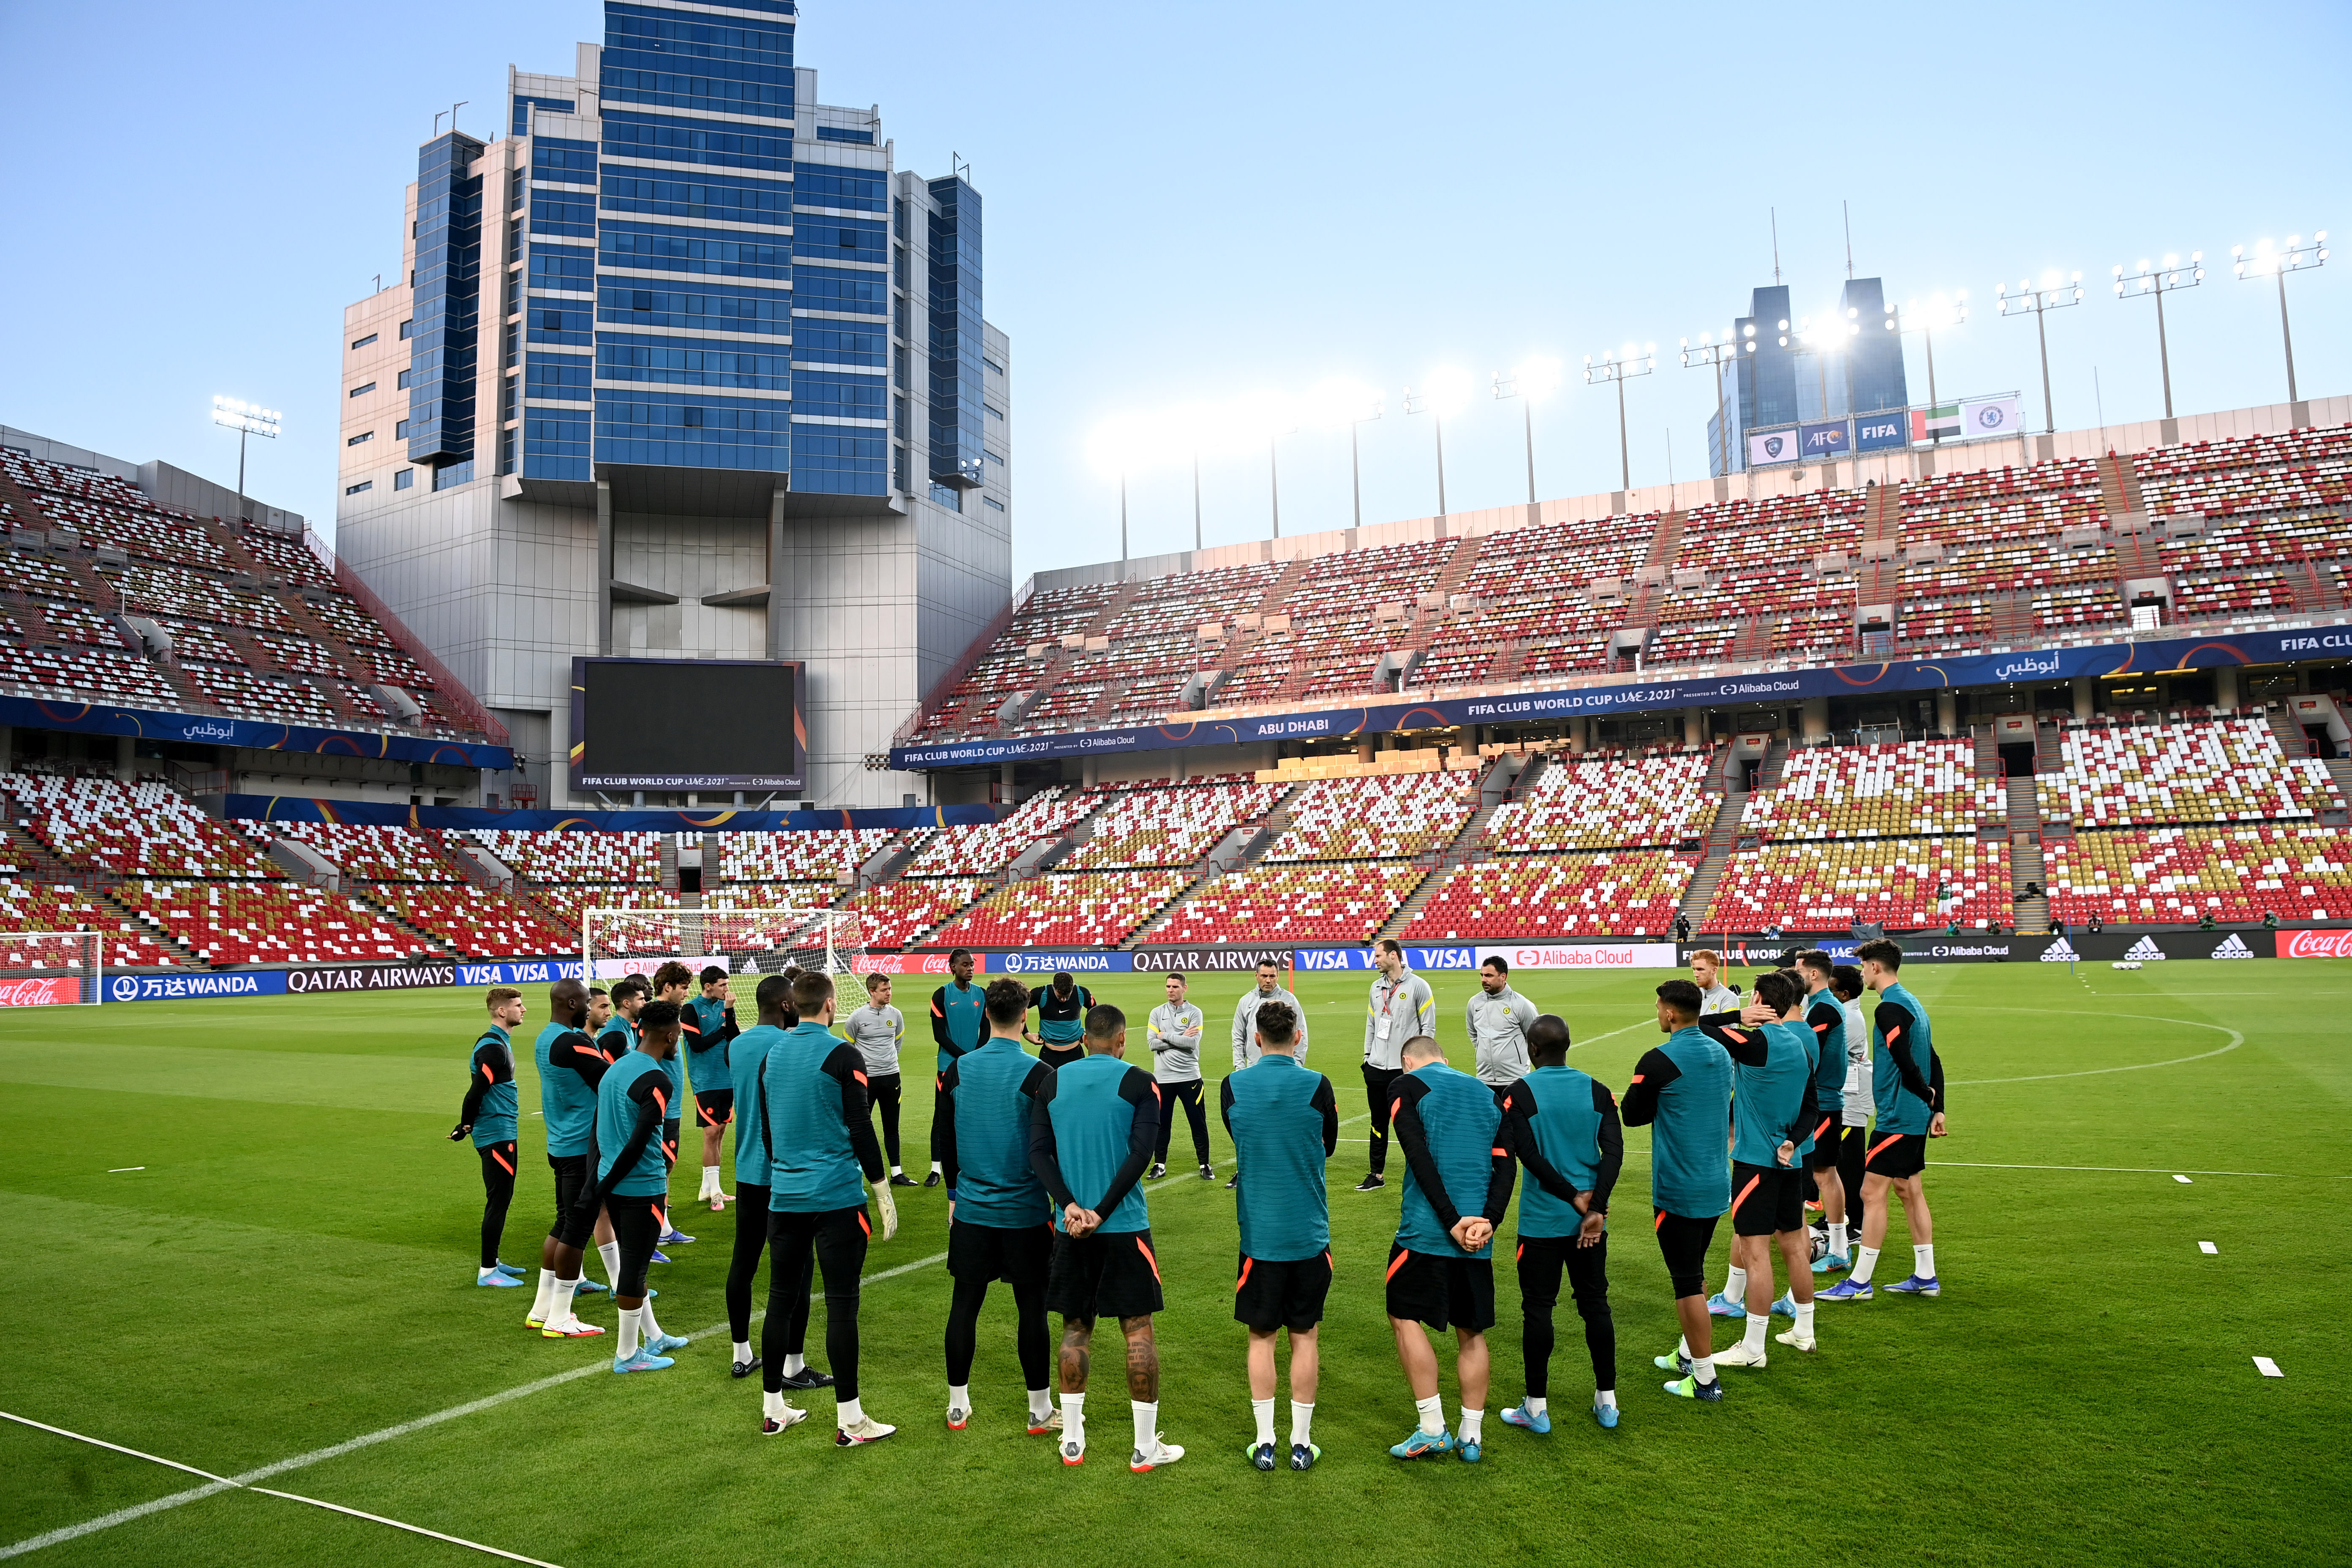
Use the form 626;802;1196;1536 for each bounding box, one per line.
1233;966;1309;1068
841;982;910;1177
1148;975;1214;1175
1358;939;1435;1188
1464;956;1541;1093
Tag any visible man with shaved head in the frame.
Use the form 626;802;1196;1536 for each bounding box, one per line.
526;977;617;1339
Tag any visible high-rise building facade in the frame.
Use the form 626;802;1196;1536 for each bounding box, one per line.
1709;279;1908;474
337;0;1009;809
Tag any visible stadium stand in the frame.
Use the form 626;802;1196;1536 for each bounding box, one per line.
358;879;571;958
1742;739;2004;839
2044;823;2352;925
1150;860;1428;944
2034;716;2344;827
849;876;990;949
929;868;1189;948
716;828;896;882
1702;838;2012;933
900;787;1097;875
0;876;183;967
1059;778;1285;869
112;879;425;965
11;775;278;877
1481;751;1719;851
1260;773;1473;862
1404;849;1696;940
470;829;663;883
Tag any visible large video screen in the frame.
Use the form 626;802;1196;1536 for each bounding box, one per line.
569;657;804;792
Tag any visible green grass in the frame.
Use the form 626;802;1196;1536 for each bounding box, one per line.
2;959;2348;1567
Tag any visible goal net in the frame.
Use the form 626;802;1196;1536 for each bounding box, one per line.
583;907;864;982
0;931;103;1007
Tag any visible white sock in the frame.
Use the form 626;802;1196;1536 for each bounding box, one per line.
1691;1353;1717;1385
477;1265;498;1282
547;1276;579;1327
733;1340;753;1363
530;1269;556;1320
617;1305;642;1359
838;1396;863;1428
1289;1401;1314;1447
763;1388;786;1421
1595;1389;1617;1409
1029;1388;1054;1421
1459;1407;1484;1444
1061;1392;1086;1444
639;1299;664;1340
890;1165;904;1176
1915;1244;1936;1278
1852;1245;1881;1285
930;1160;943;1175
597;1240;622;1288
1830;1222;1849;1256
1743;1313;1769;1355
949;1383;971;1414
782;1352;805;1376
1131;1400;1158;1454
1676;1334;1692;1358
1415;1394;1445;1436
701;1165;721;1198
1522;1395;1548;1417
1723;1264;1747;1300
1252;1397;1276;1446
1796;1301;1817;1338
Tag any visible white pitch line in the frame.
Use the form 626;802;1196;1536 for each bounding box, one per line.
3;1249;957;1560
1931;1160;2346;1179
0;1412;569;1566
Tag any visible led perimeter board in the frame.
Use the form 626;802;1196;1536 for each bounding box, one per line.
569;657;806;793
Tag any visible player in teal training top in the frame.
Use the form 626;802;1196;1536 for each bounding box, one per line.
450;985;526;1289
1220;999;1338;1471
1384;1033;1517;1465
1701;969;1821;1369
1823;938;1948;1302
927;948;986;1185
649;963;698;1247
1497;1013;1624;1434
1620;978;1754;1404
1028;1002;1178;1473
686;966;740;1211
582;998;690;1375
721;974;791;1380
1026;972;1094;1071
755;970;899;1445
525;977;616;1338
937;977;1059;1435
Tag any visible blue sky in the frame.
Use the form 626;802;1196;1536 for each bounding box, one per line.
1;1;2344;581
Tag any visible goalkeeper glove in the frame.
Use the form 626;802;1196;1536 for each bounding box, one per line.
872;1176;900;1241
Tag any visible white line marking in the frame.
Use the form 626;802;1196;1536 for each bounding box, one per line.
1930;1161;2346;1179
0;1412;568;1565
2174;1173;2194;1183
3;1249;958;1559
104;1168;142;1173
2199;1241;2219;1254
1949;1012;2241;1085
2254;1356;2284;1378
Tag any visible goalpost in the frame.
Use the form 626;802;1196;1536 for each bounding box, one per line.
0;931;104;1007
581;906;866;983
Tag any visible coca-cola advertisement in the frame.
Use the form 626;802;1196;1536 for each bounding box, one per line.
0;975;90;1007
2281;930;2352;959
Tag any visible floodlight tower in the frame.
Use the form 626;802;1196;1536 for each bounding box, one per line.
2232;233;2328;404
1491;356;1562;505
211;396;281;523
2111;252;2204;419
1996;271;2084;434
1584;345;1655;493
1890;294;1967;437
1679;330;1740;476
1402;368;1473;517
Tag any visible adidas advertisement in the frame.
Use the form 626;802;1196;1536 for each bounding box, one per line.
2039;938;2078;963
1683;932;2283;965
2209;934;2257;959
2123;936;2168;962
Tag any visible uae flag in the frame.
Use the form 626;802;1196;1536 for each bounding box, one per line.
1912;404;1963;441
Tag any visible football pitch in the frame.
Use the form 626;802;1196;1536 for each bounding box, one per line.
1;958;2346;1567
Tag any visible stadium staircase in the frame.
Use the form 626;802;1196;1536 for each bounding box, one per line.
1642;510;1686;571
1678;807;1740;937
1729;618;1772;662
1120;780;1314;946
2005;775;2050;933
2097;452;2147;519
1862;479;1903;544
1986;591;2034;646
1401;537;1488;661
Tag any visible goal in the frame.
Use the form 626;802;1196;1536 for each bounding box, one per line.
0;931;104;1007
582;906;865;982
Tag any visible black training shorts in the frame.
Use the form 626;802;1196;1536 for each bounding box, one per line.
1383;1244;1496;1335
1731;1162;1803;1237
1653;1209;1720;1299
547;1152;597;1247
948;1218;1053;1288
694;1088;734;1128
1866;1130;1928;1179
1804;1113;1844;1171
1037;1043;1084;1071
1046;1228;1164;1321
1234;1250;1334;1332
